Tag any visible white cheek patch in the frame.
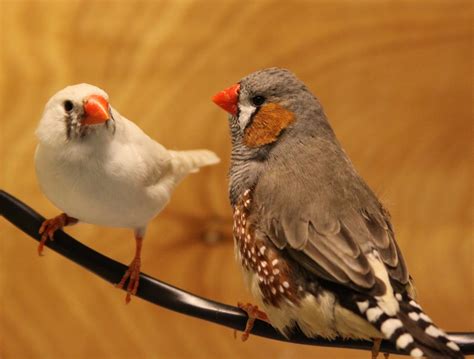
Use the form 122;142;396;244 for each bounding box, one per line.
238;104;257;131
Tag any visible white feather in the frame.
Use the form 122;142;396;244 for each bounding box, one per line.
396;333;414;348
366;307;383;322
408;312;420;321
410;348;424;357
425;325;443;338
35;84;219;230
356;300;369;313
237;104;256;130
419;312;432;323
380;318;403;337
447;341;460;351
367;252;399;316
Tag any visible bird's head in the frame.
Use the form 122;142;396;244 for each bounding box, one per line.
213;67;327;158
36;83;115;147
213;68;333;203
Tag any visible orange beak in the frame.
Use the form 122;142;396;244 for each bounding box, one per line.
83;95;111;125
212;83;240;116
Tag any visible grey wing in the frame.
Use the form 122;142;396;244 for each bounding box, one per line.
264;207;408;295
254;140;409;295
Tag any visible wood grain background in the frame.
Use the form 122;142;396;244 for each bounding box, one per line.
0;1;472;358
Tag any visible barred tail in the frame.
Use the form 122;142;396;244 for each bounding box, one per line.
357;294;463;358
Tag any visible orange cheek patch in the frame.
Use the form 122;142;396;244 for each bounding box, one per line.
244;103;295;147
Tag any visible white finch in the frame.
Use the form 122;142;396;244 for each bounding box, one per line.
35;83;220;302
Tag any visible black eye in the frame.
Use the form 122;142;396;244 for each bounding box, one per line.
63;100;74;112
251;95;266;106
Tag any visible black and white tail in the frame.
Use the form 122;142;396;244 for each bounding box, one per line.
357;294;463;358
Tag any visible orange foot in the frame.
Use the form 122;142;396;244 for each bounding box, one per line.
371;338;390;359
116;257;141;304
38;213;78;255
236;302;269;342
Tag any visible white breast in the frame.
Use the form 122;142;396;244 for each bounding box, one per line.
34;143;171;229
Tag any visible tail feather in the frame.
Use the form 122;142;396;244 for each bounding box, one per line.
357;294;463;358
170;149;220;175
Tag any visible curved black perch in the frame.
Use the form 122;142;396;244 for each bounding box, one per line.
1;189;473;356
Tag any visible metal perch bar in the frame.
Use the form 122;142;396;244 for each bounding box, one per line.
1;189;473;356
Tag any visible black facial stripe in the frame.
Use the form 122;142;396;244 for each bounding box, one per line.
105;113;116;135
110;108;116;134
235;84;241;118
65;113;73;140
80;127;87;138
64;107;116;141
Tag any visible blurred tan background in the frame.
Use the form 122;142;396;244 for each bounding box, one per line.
0;1;472;358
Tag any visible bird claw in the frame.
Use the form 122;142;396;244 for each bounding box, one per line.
38;213;76;255
116;257;141;303
371;338;390;359
236;302;269;342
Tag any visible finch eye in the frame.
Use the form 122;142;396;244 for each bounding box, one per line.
251;95;266;106
63;100;74;112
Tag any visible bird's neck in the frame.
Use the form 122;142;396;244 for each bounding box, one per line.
228;140;268;206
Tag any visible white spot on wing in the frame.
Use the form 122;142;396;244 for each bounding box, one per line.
395;293;402;301
410;348;423;357
368;252;399;316
357;301;369;313
425;325;443;338
447;341;460;351
419;313;432;323
381;318;403;337
396;333;414;348
366;307;383;322
409;300;422;310
408;312;420;321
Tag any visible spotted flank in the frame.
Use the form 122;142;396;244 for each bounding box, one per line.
357;294;463;358
233;189;300;307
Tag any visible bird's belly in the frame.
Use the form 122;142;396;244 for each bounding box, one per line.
35;147;166;229
235;244;381;340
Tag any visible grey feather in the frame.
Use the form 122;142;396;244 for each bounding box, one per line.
222;67;461;358
254;126;408;293
228;67;409;295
